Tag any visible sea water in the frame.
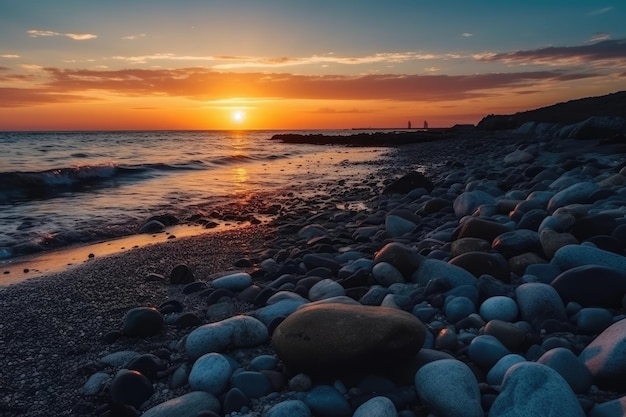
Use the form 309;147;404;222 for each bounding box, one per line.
0;130;387;259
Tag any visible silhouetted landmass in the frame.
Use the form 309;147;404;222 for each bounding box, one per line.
272;129;456;146
477;91;626;130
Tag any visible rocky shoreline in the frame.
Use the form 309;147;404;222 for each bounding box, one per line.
2;131;626;417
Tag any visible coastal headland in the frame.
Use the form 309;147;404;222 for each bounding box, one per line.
2;92;626;416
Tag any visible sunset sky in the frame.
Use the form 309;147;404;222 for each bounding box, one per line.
1;1;625;130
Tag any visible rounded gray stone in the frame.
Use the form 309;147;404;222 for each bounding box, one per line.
265;400;311;417
487;354;527;385
412;259;477;288
212;272;252;291
453;190;496;217
304;385;352;417
188;353;232;394
515;283;566;330
479;296;518;322
308;278;346;301
185;315;268;360
576;308;614;334
552;244;626;272
468;335;511;370
372;262;405;287
353;396;397;417
415;359;483;417
537;347;593;394
490;362;585;417
444;296;475;323
385;214;417;237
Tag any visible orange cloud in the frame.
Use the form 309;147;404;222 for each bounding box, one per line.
0;67;598;108
0;87;100;107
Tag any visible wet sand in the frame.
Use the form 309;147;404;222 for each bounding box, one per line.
0;223;252;285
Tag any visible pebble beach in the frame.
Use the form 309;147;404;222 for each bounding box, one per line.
2;130;626;417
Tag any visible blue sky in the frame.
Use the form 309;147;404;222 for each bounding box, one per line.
0;1;624;129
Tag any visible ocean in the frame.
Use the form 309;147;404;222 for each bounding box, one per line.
0;130;388;260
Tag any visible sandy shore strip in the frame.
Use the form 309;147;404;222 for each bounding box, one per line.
0;224;255;285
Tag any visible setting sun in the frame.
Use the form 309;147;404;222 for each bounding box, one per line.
232;110;245;123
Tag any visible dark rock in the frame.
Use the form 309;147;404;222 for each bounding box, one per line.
126;354;167;380
158;300;184;315
508;252;547;276
297;276;324;290
551;265;626;308
138;220;165;234
182;281;207;294
109;369;154;408
570;214;619;241
456;218;512;243
145;214;178;226
272;303;426;377
517;208;548;231
337;269;373;289
302;254;340;273
223;387;251;414
420;197;452;215
234;258;253;267
492;229;541;258
260;370;285;391
373;242;424;278
612;224;626;245
483;320;527;351
345;286;370;301
449;251;510;282
450;237;492;257
477;275;514;303
237;285;262;303
253;287;277;307
231;371;274;398
586;235;624;255
306;267;334;279
174;312;203;328
122;307;163;337
567;116;626;140
382;171;434;195
169;264;195;285
205;288;234;305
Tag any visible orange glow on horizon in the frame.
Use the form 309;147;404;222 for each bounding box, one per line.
0;79;619;132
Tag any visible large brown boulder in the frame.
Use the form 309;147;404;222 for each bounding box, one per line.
272;303;426;376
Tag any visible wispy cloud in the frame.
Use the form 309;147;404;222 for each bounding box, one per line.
309;107;373;114
0;66;598;108
112;51;462;67
27;29;97;40
122;34;147;40
1;54;20;59
588;33;612;43
21;64;43;70
475;38;626;68
588;7;614;16
462;33;473;37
